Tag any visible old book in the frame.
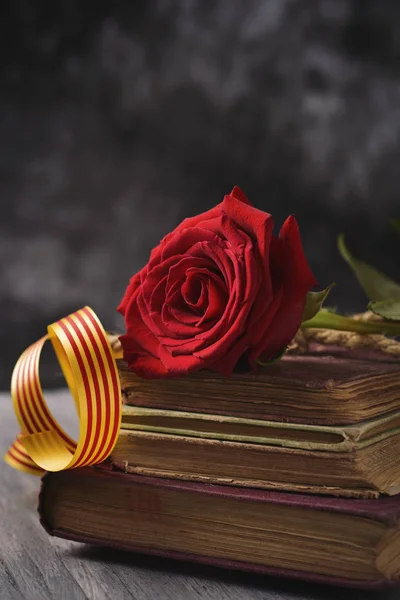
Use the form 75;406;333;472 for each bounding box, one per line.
118;355;400;425
39;467;400;589
121;405;400;451
110;420;400;498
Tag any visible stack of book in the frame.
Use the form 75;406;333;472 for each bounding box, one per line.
39;352;400;588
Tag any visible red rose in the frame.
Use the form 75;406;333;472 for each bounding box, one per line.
118;187;316;378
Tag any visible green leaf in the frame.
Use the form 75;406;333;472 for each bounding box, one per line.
391;218;400;235
302;309;400;336
301;284;335;323
369;300;400;321
338;234;400;302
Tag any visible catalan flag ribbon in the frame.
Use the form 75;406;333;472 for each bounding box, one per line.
4;307;122;476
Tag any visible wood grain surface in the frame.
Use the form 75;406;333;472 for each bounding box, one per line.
0;390;398;600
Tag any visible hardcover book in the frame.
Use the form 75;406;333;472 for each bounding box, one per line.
39;467;400;589
118;355;400;425
111;411;400;498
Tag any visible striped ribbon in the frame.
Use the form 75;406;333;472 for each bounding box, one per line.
4;307;122;476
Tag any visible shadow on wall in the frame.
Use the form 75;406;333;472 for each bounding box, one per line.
0;0;399;388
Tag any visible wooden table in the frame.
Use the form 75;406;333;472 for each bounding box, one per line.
0;390;398;600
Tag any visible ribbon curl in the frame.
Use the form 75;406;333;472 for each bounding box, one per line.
4;307;122;475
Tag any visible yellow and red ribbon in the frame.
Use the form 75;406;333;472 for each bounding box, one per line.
4;306;122;476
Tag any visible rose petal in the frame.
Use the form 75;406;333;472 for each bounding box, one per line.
123;352;170;379
181;273;206;310
161;302;204;336
197;276;228;326
160;227;217;262
169;306;202;325
222;192;273;278
249;216;316;364
158;345;205;374
139;255;182;314
123;298;163;358
141;255;212;332
221;192;274;337
220;215;261;305
172;203;224;236
149;276;168;312
117;270;144;316
279;215;317;290
165;255;214;300
230;186;252;205
196;239;235;293
211;332;250;377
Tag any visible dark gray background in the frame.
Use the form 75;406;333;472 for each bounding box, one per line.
1;0;400;388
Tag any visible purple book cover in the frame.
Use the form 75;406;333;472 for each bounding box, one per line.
39;467;400;590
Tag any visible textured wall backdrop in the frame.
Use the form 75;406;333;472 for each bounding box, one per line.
1;0;400;388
